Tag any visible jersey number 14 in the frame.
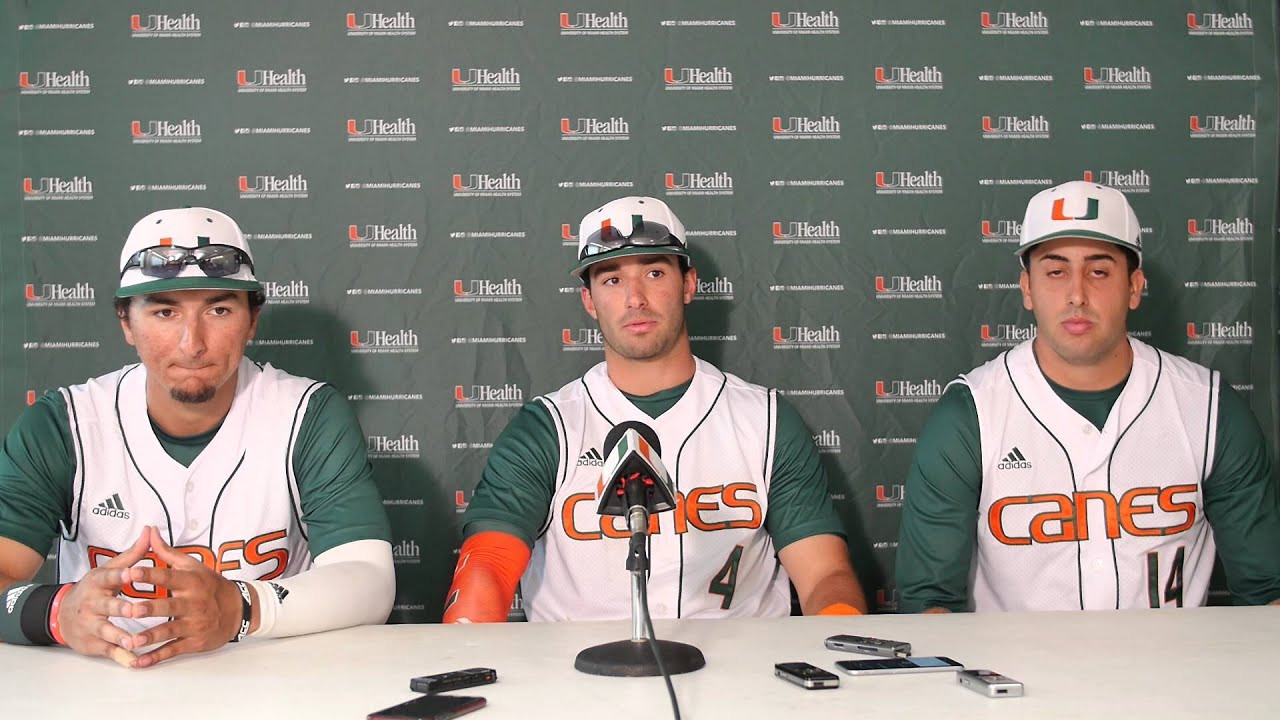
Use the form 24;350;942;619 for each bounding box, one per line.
1146;546;1185;608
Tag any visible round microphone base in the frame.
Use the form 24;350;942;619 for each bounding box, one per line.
574;638;706;677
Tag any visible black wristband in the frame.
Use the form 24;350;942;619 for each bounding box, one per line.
0;583;58;646
230;581;252;643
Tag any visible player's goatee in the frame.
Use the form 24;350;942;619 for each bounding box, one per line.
171;386;216;404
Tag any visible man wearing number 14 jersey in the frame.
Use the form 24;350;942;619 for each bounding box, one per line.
443;196;866;622
897;181;1280;612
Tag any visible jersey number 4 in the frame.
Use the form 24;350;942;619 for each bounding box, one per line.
708;545;744;610
1146;546;1185;608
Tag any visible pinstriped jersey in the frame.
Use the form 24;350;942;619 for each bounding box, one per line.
57;359;320;633
522;358;791;621
960;338;1218;610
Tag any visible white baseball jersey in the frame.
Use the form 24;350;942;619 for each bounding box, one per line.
521;358;790;621
57;358;322;633
961;337;1218;611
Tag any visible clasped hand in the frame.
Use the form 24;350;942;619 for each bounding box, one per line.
56;525;249;669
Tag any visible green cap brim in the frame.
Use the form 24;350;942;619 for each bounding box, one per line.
570;246;690;278
115;277;264;298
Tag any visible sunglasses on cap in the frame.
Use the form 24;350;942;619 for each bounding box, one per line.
120;244;255;280
578;218;685;261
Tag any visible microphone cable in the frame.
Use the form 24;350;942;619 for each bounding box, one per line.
637;571;681;720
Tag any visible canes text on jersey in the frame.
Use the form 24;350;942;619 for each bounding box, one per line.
561;483;762;540
988;486;1196;545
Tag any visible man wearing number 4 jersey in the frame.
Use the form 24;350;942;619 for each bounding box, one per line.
896;181;1280;612
443;196;867;622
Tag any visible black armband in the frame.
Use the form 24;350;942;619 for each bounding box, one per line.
0;583;59;646
230;581;252;642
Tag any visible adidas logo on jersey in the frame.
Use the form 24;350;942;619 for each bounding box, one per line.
5;584;32;614
577;447;604;467
997;447;1032;470
92;493;131;519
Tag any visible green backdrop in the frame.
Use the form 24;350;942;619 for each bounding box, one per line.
2;1;1276;620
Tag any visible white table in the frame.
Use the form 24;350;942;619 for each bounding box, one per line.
1;607;1275;719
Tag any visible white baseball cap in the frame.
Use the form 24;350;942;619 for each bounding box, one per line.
1015;181;1142;267
117;207;262;298
571;196;689;278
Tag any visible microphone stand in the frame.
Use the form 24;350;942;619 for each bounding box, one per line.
574;502;706;677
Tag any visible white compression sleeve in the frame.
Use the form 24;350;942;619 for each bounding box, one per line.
245;538;394;638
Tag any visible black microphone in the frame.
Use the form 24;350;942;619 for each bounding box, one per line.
596;421;677;520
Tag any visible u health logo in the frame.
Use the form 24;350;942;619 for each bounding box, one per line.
773;220;840;245
560;11;628;35
349;223;419;248
873;65;942;90
1187;12;1252;36
350;330;419;354
981;115;1049;139
1083;66;1150;90
451;67;520;91
562;328;604;352
18;70;90;95
663;66;733;91
876;484;905;508
238;174;308;199
236;68;306;93
813;430;841;454
875;275;943;299
454;278;523;303
772;115;840;140
367;434;420;459
346;12;416;36
454;384;524;409
875;171;943;194
131;13;201;37
1189;114;1255;139
132;119;201;144
875;380;941;404
980;324;1036;348
26;282;95;308
22;176;93;201
1186;217;1252;243
980;10;1047;35
348;117;417;142
771;11;839;35
980;219;1020;244
1186;321;1251;346
560;117;629;141
664;172;733;196
773;325;840;350
452;173;522;197
1081;169;1149;194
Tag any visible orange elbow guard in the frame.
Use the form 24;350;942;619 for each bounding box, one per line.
817;602;863;616
442;531;531;623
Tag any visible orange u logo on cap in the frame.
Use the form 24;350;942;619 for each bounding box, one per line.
1051;197;1099;221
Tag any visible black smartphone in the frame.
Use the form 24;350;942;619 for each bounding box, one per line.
367;694;486;720
835;656;964;676
410;668;497;694
774;662;840;689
